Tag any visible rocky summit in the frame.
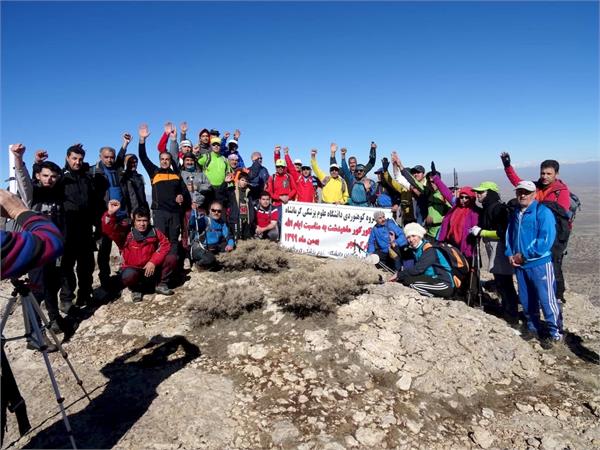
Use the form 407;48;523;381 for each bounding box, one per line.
1;243;599;450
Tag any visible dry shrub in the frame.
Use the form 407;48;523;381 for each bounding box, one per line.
185;279;264;327
218;239;290;272
275;258;381;316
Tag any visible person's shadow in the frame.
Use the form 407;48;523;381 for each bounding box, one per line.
24;335;200;449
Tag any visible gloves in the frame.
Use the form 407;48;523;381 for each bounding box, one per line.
431;161;437;174
382;157;389;171
469;226;482;237
500;152;511;168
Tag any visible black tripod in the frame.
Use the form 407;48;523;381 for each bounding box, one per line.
0;279;91;449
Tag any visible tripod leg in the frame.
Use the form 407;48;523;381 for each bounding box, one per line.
23;299;78;449
0;296;19;337
26;294;91;402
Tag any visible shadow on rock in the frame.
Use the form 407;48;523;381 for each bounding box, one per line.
24;335;200;449
565;332;600;365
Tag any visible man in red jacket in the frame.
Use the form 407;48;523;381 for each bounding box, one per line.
500;152;572;302
281;147;316;203
102;200;176;302
266;157;296;228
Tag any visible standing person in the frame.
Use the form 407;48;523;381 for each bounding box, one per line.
266;154;296;227
347;164;375;207
247;151;270;204
12;144;65;333
197;137;230;205
198;128;211;155
137;124;190;260
391;153;428;225
501;152;572;304
227;172;253;240
220;129;245;168
331;142;377;185
282;146;316;203
91;133;131;290
505;180;563;347
102;200;175;301
59;143;98;311
469;181;519;324
120;153;149;215
311;146;349;205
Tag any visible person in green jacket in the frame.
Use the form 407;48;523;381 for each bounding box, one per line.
197;137;230;205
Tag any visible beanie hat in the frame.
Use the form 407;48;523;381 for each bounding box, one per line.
209;129;220;137
179;139;193;149
403;222;426;238
182;152;196;161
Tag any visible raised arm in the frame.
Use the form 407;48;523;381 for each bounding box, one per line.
500;152;522;187
364;142;377;174
116;132;131;169
10;144;34;207
310;149;326;182
138;124;158;178
430;162;454;205
284;147;299;178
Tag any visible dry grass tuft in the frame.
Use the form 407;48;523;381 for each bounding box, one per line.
218;240;290;273
275;258;381;316
185;279;264;327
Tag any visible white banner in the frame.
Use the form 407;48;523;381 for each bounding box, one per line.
280;201;393;258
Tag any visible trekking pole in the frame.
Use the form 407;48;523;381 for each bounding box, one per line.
466;249;477;307
476;236;483;309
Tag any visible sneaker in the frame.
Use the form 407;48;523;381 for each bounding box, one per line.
155;284;174;296
520;329;538;342
131;291;143;303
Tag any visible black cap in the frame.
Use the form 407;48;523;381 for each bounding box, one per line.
209;129;220;137
410;165;425;174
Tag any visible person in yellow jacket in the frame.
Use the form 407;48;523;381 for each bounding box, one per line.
310;147;349;204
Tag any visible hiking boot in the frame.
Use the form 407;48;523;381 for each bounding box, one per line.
155;284;174;296
131;291;143;303
59;300;73;314
27;333;58;353
48;320;63;335
520;328;538;342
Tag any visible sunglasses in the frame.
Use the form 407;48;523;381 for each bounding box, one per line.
356;170;365;173
459;196;470;200
211;143;220;146
211;208;222;213
330;168;339;172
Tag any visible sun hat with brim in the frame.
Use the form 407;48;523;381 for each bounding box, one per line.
275;159;286;167
330;163;340;170
515;180;536;192
473;181;499;193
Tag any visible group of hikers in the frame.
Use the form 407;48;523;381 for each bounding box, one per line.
3;121;577;351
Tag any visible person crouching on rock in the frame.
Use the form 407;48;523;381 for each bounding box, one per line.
189;200;235;269
102;200;176;302
367;210;410;272
391;222;455;298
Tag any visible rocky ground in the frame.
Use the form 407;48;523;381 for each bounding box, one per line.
1;241;599;450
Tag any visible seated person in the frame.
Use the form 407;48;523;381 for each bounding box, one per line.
392;222;455;298
252;191;279;241
367;210;408;271
189;201;235;268
102;200;176;302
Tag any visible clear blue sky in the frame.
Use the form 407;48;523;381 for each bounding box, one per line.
1;1;598;183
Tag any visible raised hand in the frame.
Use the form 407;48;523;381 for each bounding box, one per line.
233;129;241;140
431;161;437;175
283;147;289;155
9;143;26;159
382;157;390;172
311;149;318;158
340;147;347;157
500;152;511;168
35;150;48;163
122;133;132;148
107;199;121;215
180;121;188;133
139;124;150;142
224;131;231;140
371;142;377;150
330;143;338;154
274;145;282;153
164;122;174;135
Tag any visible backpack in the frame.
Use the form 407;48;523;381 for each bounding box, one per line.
422;241;469;289
539;201;570;244
568;192;582;222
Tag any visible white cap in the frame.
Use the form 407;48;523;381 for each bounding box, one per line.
179;139;193;149
515;180;536;192
294;159;302;165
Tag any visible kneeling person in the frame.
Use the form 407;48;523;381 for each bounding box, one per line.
253;192;279;241
393;223;455;298
367;210;408;271
102;200;175;301
189;201;235;268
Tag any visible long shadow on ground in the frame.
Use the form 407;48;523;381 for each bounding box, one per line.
24;335;200;449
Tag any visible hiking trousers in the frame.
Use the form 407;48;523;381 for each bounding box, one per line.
515;261;563;339
398;274;454;298
120;254;177;292
153;210;181;256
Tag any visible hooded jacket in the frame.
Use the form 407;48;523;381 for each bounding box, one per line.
504;165;571;212
505;200;556;268
367;219;407;253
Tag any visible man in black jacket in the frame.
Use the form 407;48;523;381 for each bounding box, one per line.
59;143;99;311
138;124;190;259
90;133;131;290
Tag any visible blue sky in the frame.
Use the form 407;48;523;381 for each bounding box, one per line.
2;1;598;183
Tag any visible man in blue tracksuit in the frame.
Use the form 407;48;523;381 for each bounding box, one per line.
505;180;563;347
367;210;408;271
